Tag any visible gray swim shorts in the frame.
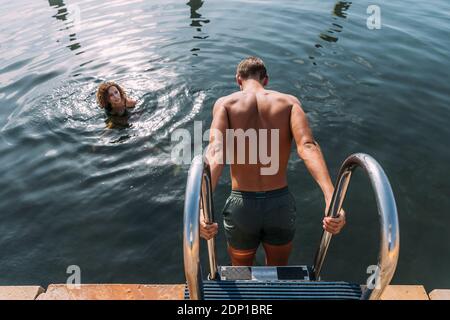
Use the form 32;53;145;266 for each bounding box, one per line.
222;186;297;250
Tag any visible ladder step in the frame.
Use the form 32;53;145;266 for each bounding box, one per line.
185;280;362;300
219;265;314;281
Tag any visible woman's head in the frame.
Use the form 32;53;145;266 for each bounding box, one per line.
96;82;127;109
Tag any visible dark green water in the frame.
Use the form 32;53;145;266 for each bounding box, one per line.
0;0;449;291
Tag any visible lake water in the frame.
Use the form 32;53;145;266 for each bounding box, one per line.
0;0;449;291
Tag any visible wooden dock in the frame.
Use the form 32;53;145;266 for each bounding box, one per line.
0;284;448;300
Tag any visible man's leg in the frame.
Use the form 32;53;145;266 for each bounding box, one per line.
227;243;258;266
262;241;293;266
262;190;296;266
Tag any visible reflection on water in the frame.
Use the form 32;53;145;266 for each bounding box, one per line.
309;1;353;65
186;0;210;55
187;0;210;29
333;1;352;18
48;0;81;52
319;1;352;44
48;0;69;21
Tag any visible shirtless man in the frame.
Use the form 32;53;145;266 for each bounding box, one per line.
200;57;345;266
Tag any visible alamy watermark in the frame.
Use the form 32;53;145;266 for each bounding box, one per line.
367;5;381;30
171;121;280;175
366;264;381;290
66;265;81;289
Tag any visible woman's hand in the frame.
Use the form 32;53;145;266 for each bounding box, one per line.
126;98;137;108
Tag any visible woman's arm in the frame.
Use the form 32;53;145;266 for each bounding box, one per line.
126;98;137;108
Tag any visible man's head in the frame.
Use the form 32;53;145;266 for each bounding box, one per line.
236;56;268;88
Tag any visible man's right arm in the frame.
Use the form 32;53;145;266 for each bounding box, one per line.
207;97;228;192
200;97;228;240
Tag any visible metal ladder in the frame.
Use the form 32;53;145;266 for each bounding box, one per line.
183;153;399;300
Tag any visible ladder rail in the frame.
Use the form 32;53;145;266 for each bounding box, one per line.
183;153;399;300
312;153;400;300
201;159;218;280
183;155;217;300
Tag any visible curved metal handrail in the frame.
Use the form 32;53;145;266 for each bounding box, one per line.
183;155;217;300
312;153;400;300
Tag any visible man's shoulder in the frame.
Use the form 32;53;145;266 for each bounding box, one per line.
260;91;301;112
215;90;301;110
265;90;301;104
212;93;239;116
215;92;244;107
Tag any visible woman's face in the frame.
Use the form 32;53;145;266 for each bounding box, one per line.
107;86;122;105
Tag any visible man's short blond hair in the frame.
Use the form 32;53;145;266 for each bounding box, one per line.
236;56;267;80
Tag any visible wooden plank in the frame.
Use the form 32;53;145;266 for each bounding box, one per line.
0;286;45;300
3;283;437;300
36;284;185;300
429;289;450;300
380;285;429;300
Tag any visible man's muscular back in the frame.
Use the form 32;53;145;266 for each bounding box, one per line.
218;89;299;191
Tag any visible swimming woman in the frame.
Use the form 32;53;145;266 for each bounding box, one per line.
96;81;137;116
